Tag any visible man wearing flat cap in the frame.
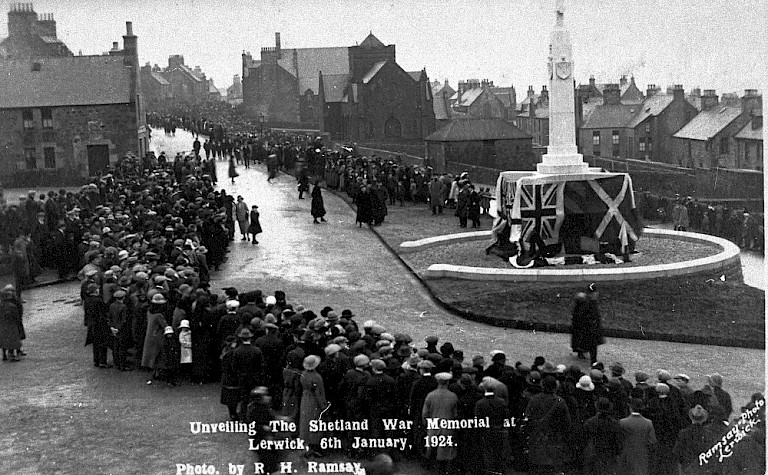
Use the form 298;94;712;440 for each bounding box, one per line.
340;354;370;457
108;289;132;371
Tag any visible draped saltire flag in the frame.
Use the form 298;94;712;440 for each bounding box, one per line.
509;181;565;248
562;174;641;251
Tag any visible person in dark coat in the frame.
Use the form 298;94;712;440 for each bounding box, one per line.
644;383;682;474
571;285;604;364
0;285;23;362
232;327;265;420
365;359;398;441
467;185;482;228
84;283;112;368
410;360;438;460
297;170;309;199
618;398;657;475
108;290;132;370
370;181;388;226
340;354;371;457
673;405;725;473
524;376;571;473
155;325;179;385
228;156;238;184
475;384;511;475
582;398;624;474
455;182;470;228
220;336;241;420
247;206;262;245
310;181;327;224
355;185;373;228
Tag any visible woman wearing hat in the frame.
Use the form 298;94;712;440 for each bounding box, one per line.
570;286;604;364
299;355;327;458
310;179;327;224
141;293;169;370
0;285;24;362
247;205;262;245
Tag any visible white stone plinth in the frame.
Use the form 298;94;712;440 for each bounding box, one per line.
537;152;589;174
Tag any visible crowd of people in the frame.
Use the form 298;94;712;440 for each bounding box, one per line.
636;192;764;251
1;106;763;474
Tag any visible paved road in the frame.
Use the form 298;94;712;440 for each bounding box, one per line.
1;128;763;474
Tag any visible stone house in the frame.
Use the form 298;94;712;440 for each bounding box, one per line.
0;22;147;183
672;90;761;169
0;4;71;59
425;118;534;174
734;110;762;170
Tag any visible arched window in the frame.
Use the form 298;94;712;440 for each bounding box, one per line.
384;116;402;139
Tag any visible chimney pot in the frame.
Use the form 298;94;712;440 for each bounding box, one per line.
126;21;133;36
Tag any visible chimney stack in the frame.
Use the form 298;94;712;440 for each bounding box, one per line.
741;89;762;114
646;84;657;98
540;85;549;105
589;76;596;89
620;75;628;87
673;84;685;101
603;84;621;105
701;90;719;111
527;85;535;98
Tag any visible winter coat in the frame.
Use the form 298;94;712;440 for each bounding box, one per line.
0;295;23;350
422;386;459;460
429;180;446;207
310;186;326;218
141;311;168;368
247;210;262;235
299;369;327;445
618;413;657;475
571;296;604;351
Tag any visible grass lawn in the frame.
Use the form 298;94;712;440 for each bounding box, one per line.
329;189;765;348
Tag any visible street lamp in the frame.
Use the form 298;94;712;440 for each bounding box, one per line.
258;113;265;135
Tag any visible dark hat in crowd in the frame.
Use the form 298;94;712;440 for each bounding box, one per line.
526;371;542;387
533;356;546;368
397;345;413;358
439;342;454;357
540;362;557;374
425;335;439;344
320;306;333;318
491;351;506;362
596;397;614;414
609;362;625;376
635;371;650;382
394;333;412;344
341;309;355;318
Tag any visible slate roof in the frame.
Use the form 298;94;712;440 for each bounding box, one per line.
489;86;515;108
626;94;674;128
673;106;742;141
450;88;485;107
362;61;387;84
175;64;204;82
407;71;423;82
277;47;349;94
425;118;532;142
0;55;132;108
150;71;170;85
581;103;640;129
359;33;385;48
433;88;452;121
322;73;349;103
734;112;762;140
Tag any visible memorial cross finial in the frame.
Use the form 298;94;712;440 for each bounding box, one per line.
556;0;565;26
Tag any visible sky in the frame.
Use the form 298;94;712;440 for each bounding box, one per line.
3;0;765;96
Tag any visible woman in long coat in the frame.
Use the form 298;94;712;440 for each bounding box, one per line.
299;355;327;457
247;205;262;244
282;348;305;424
141;294;168;369
235;196;249;240
571;288;604;364
310;181;326;224
228;156;238;184
355;185;372;227
0;285;23;361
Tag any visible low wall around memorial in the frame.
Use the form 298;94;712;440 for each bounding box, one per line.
400;229;743;283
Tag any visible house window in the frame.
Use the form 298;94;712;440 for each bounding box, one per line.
647;137;653;151
24;148;37;169
41;108;53;128
612;131;620;145
592;131;600;146
23;109;34;129
44;147;56;168
638;139;646;152
719;137;729;154
645;123;650;133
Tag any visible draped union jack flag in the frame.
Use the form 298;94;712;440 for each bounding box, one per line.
510;182;564;246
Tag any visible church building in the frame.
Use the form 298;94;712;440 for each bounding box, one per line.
242;33;435;142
